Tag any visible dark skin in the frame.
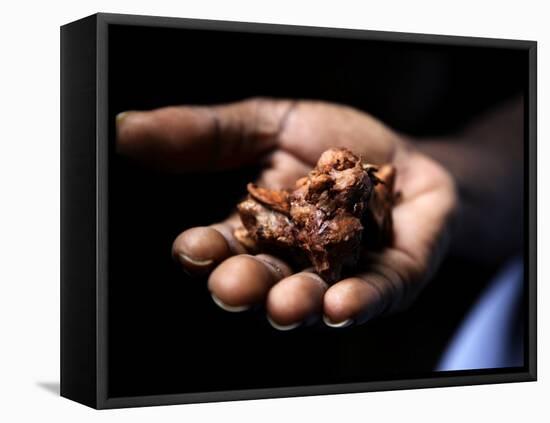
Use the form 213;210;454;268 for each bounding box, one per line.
116;96;523;330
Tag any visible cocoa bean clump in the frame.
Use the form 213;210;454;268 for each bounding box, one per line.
234;148;396;284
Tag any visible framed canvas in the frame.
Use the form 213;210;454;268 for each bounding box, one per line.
60;13;537;409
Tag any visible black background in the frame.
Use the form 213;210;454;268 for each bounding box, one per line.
107;24;527;398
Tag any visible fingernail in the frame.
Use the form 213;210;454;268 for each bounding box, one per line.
211;293;250;312
267;315;301;331
177;252;214;267
323;315;353;328
116;111;131;125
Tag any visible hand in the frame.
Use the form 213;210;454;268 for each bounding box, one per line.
117;98;457;329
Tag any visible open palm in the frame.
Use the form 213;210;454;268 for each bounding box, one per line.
117;98;457;330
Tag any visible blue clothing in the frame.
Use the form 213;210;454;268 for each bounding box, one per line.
437;258;524;371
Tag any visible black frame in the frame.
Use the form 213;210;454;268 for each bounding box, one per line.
60;12;537;409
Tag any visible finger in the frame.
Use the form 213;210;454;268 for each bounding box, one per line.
170;151;314;275
172;214;247;275
207;254;292;312
116;98;296;172
322;276;388;328
323;249;422;327
266;271;328;331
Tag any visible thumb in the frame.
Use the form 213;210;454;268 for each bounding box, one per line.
116;98;296;173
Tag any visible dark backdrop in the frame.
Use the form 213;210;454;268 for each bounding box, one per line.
107;24;527;398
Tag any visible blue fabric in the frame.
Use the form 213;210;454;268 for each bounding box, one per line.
437;258;524;371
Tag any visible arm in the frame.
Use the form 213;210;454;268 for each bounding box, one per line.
416;97;524;265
